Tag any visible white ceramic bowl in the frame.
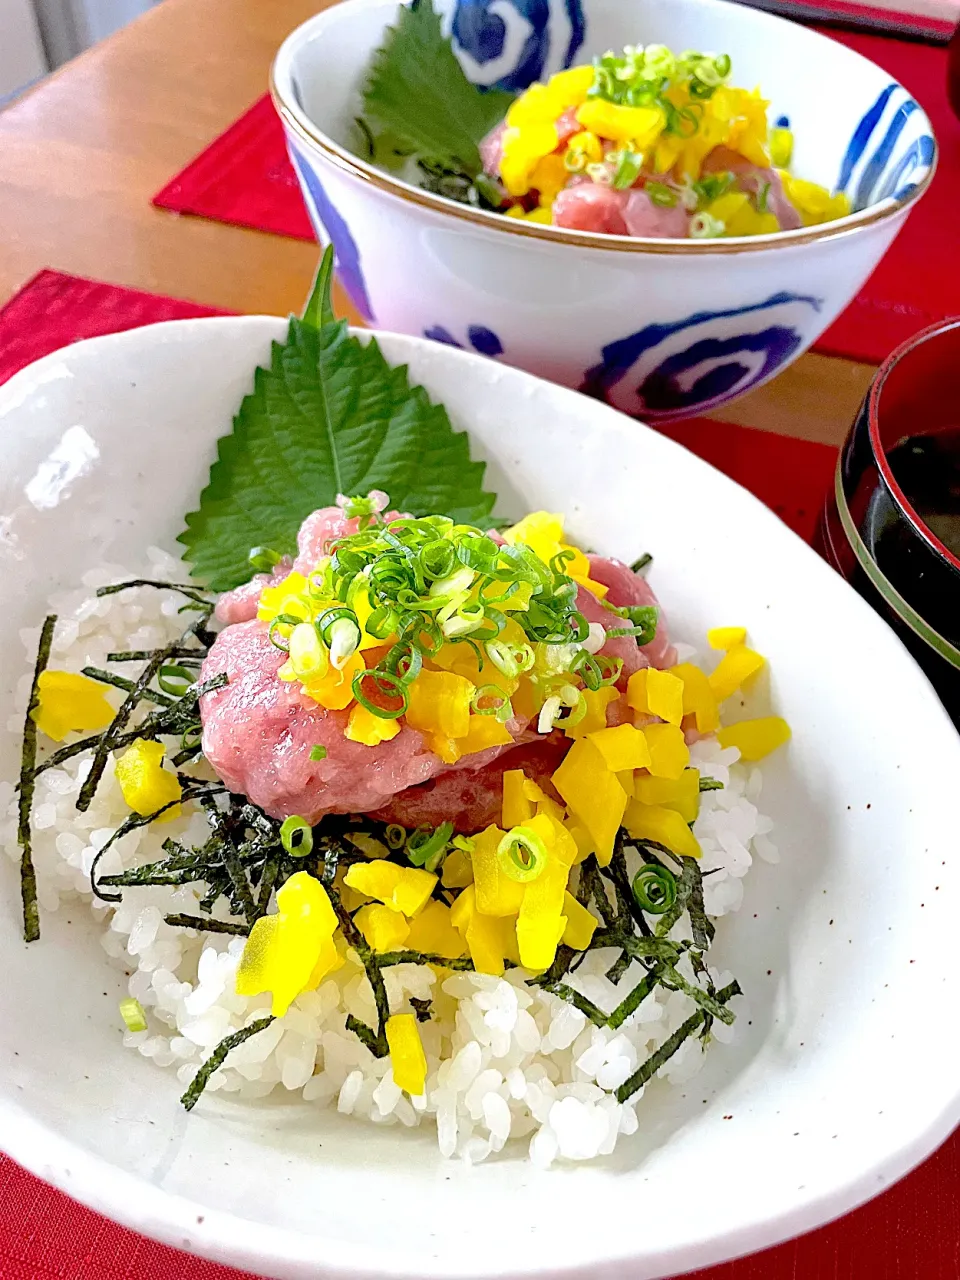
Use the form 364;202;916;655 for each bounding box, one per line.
271;0;936;422
1;319;958;1280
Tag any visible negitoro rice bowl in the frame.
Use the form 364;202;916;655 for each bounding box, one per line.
3;246;960;1280
2;250;788;1168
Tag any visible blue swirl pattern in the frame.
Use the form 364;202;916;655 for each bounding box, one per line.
290;148;374;322
839;84;935;210
451;0;585;91
424;324;505;357
581;293;823;421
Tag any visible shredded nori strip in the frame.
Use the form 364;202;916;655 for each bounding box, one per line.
375;949;476;971
329;885;391;1057
630;553;653;575
180;1016;275;1111
199;795;257;925
18;614;56;942
615;980;741;1103
163;913;250;936
75;617;216;811
410;997;432;1023
97;579;213;608
80;666;175;707
91;785;225;902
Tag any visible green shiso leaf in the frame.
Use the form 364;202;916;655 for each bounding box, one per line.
178;245;498;590
360;0;514;177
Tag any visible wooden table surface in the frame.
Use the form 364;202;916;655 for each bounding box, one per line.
0;0;876;446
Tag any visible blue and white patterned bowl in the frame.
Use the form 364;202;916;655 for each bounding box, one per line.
272;0;936;422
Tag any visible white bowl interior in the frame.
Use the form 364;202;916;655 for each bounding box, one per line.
275;0;935;215
0;319;958;1280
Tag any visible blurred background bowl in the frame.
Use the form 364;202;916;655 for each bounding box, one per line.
271;0;936;422
819;317;960;722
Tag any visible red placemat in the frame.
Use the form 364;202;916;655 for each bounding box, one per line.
153;29;960;369
0;268;956;1279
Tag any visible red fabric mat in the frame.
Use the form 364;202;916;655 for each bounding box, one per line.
0;270;233;386
0;267;957;1279
153;30;960;368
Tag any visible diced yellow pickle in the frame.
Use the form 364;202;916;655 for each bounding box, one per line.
587;723;652;771
472;825;526;917
114;739;182;818
502;769;535;828
642;723;690;780
354;904;411;953
405;900;466;958
564;686;619;739
669;663;720;733
386;1013;428;1095
624;801;701;859
552;740;628;866
236;871;341;1016
635;769;700;823
405;669;474;739
561;891;598;950
645;669;685;727
345;703;400;746
32;670;114;742
709;645;765;701
717;716;791;761
707;626;747;651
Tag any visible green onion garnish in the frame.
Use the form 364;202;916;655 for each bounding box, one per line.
352;669;408;719
646;181;678;208
157;664;196;697
248;546;283;574
497;828;548;882
309;744;327;762
120;997;148;1033
613;150;643;191
268;613;303;651
632;864;678;914
385;824;407;849
690;212;726;240
280;816;313;858
406;822;453;868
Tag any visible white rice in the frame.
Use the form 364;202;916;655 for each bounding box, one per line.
0;551;776;1166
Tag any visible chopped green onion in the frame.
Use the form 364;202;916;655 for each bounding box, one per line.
497;828;547;883
699;777;724;792
406;822;453;867
471;684;510;717
451;835;475;854
352;669;408;719
157;664;195;696
756;181;771;215
631;553;653;575
268;613;303;651
613;150;644;191
309;744;327;762
538;695;562;734
280;816;313;858
694;173;734;204
248;546;283;574
601;603;659;646
632;864;678;914
690;212;726;239
385;824;407;849
587;162;613;186
120;997;148;1033
646;181;678;208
